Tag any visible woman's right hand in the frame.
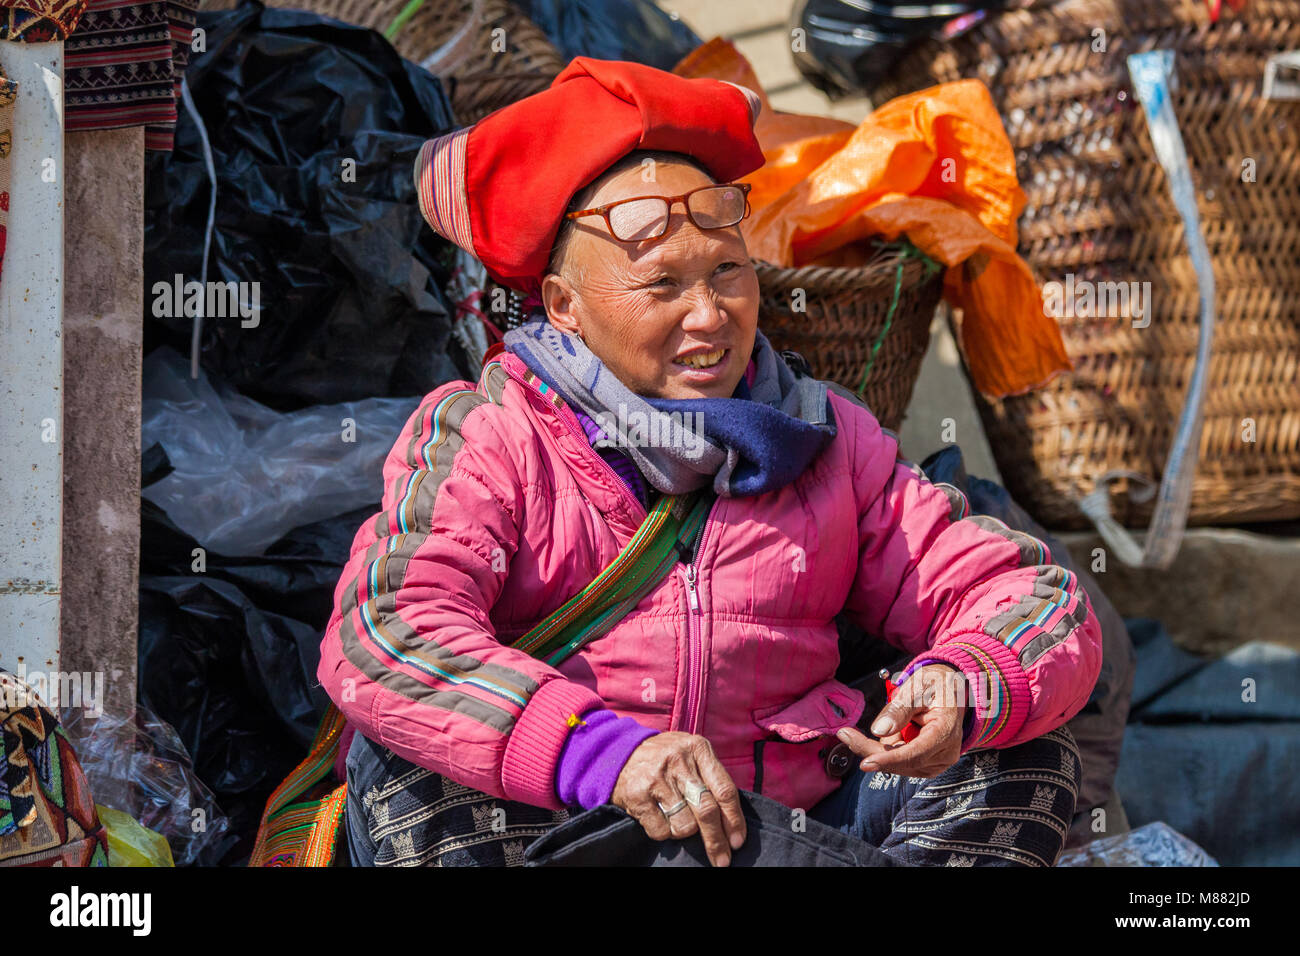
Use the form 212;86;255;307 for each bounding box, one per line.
610;732;746;867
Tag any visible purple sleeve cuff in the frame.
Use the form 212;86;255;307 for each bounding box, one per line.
554;707;659;810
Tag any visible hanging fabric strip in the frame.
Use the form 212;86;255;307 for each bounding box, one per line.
62;0;199;151
0;67;15;291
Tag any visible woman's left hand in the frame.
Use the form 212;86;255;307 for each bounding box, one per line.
834;663;970;779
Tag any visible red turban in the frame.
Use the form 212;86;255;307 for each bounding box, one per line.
415;57;764;294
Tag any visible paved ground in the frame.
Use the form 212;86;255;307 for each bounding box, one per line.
657;0;1003;479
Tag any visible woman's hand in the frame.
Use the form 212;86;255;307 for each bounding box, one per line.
835;663;970;779
611;732;747;867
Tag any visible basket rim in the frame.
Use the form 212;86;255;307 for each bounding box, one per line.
751;251;941;295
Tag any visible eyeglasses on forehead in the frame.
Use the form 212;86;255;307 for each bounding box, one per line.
563;182;753;242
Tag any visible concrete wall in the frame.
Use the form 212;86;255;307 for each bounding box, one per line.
59;127;144;718
1058;528;1300;657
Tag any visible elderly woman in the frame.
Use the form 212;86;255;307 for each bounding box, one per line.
320;58;1102;867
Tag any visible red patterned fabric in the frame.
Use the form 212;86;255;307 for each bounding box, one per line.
0;671;109;867
0;0;88;42
63;0;199;151
415;57;764;294
0;68;14;288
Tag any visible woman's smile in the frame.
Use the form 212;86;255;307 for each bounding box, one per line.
672;346;732;387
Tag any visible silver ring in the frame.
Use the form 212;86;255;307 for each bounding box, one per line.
682;780;711;807
658;799;688;817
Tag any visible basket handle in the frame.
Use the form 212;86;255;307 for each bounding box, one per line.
1076;51;1216;570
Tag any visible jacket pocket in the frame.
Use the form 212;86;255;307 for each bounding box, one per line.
751;678;866;743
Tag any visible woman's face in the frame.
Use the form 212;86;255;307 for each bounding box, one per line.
540;159;760;400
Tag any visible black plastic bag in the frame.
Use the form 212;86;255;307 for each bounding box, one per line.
513;0;701;72
144;1;472;410
139;442;374;862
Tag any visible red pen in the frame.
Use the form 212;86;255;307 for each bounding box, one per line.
878;668;921;743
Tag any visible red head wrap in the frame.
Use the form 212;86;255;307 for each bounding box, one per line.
415;57;764;294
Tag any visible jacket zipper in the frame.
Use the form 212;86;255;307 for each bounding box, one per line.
680;496;719;735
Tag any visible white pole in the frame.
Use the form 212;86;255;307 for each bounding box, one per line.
0;40;64;687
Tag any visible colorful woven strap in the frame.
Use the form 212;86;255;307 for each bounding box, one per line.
250;487;711;866
249;705;349;867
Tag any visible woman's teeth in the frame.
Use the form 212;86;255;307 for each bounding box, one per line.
679;349;726;369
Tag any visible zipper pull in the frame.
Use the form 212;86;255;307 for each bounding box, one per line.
684;565;700;611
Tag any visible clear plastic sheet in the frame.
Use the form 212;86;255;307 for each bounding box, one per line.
1056;821;1219;867
60;705;237;867
141;345;419;557
1076;50;1216;570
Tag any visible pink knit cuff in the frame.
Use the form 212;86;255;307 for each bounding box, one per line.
500;679;605;809
902;634;1032;751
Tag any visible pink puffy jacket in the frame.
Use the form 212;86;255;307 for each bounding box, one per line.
317;351;1103;813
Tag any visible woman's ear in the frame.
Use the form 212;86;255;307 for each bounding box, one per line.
541;272;583;339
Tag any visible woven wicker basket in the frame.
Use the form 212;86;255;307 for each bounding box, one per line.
872;0;1300;531
754;252;944;431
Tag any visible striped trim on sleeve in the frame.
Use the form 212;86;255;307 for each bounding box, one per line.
336;375;542;736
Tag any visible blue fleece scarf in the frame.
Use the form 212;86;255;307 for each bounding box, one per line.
503;317;836;498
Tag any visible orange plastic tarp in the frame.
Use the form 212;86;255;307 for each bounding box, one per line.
673;39;1071;399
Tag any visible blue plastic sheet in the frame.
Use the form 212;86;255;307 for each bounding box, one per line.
514;0;701;71
1116;619;1300;865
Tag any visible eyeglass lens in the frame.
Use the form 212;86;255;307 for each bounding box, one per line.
605;185;747;241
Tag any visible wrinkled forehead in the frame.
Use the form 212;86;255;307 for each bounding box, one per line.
577;153;719;210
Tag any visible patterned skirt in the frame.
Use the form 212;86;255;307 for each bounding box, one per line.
344;725;1081;867
344;734;568;867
